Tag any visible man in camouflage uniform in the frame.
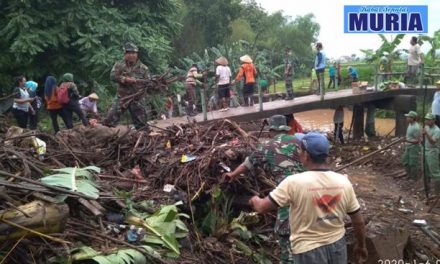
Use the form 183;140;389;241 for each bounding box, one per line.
103;43;150;130
284;48;295;100
225;115;305;263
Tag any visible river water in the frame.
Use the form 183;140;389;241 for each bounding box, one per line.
294;109;396;136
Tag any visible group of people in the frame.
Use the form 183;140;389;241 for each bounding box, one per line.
402;81;440;194
224;115;367;264
12;74;99;133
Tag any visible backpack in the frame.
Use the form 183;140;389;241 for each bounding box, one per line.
56;82;71;104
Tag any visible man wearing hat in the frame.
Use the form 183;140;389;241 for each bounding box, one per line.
284;48;295;100
233;55;257;107
224;115;305;263
249;132;367;264
215;56;232;111
103;42;150;130
401;111;421;180
422;113;440;194
431;80;440;127
79;93;100;118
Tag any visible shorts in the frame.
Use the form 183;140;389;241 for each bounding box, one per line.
217;84;230;99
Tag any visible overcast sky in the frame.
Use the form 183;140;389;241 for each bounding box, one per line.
256;0;440;59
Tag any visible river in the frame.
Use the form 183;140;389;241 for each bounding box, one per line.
294;109;396;136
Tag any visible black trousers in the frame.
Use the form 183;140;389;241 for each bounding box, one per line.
63;101;89;129
334;122;344;144
435;115;440;128
12;108;29;129
29;112;38;130
328;76;336;89
49;109;67;133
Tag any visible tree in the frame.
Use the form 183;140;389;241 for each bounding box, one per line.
0;0;180;93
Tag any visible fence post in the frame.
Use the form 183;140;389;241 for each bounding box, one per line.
258;80;263;112
374;65;378;92
419;64;424;89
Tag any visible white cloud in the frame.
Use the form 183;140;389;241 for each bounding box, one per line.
256;0;439;59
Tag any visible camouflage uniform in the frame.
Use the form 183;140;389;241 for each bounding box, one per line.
284;57;294;100
103;44;150;129
244;133;304;263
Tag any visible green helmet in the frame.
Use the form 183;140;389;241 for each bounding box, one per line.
268;115;291;132
124;42;139;53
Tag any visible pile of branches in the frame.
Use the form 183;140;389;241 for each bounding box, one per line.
0;119;281;263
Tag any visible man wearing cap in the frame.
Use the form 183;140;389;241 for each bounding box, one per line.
249;132;367;264
233;55;257;107
422;113;440;194
103;43;150;130
79;93;100;118
401;111;421;180
431;80;440;127
215;56;232;111
284;48;295;100
224;115;305;263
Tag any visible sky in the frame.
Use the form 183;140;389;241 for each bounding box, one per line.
256;0;440;59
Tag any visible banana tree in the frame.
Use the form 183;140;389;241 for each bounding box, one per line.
360;33;405;72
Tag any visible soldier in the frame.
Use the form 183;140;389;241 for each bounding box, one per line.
103;43;150;130
284;48;294;100
224;115;305;263
401;111;421;180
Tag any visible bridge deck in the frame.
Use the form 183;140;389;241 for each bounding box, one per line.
155;87;437;129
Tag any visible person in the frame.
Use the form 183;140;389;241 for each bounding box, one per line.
285;114;303;135
348;66;359;83
248;132;367;264
215;56;232;112
233;55;257;107
59;73;89;128
314;42;326;97
422;113;440;194
166;96;173;118
432;80;440;127
44;76;67;133
401;111;421;180
79;93;99;118
12;75;34;128
333;106;344;144
328;63;336;89
405;36;423;86
185;63;204;116
259;78;269;94
26;80;41;130
336;62;342;87
224;115;305;263
229;89;240;108
103;43;150;129
284;48;295;100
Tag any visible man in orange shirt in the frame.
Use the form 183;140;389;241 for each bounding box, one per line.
233;55;257;107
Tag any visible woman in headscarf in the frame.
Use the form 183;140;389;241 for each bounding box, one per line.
59;73;89;128
26;80;41;130
44;76;67;133
12;75;34;128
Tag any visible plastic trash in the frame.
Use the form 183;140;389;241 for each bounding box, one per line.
219;162;231;172
163;184;176;193
31;137;46;160
181;154;197;163
127;225;138;243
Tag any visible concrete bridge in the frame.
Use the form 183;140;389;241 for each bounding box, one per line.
155;87;437;138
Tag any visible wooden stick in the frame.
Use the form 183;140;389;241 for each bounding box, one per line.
0;234;25;264
336;138;404;172
0;219;70;244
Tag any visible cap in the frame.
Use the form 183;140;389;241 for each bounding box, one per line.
124;42;139;53
302;132;329;157
404;111;418;118
62;73;73;82
268;115;291;132
425;113;435;120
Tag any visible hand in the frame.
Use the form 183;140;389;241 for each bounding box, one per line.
124;77;137;84
248;196;259;209
353;245;368;264
222;172;234;183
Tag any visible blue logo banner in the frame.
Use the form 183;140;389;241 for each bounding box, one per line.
344;5;428;33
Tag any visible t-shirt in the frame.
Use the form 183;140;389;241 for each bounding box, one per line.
406;122;421;143
350;68;359;79
314;51;326;70
333;108;344;124
269;171;360;254
12;87;30;112
408;44;422;66
424;125;440;150
329;66;336;77
79;97;98;113
432;92;440;116
216;65;231;85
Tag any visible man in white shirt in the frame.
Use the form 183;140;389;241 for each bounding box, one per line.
249;132;367;264
79;93;99;118
406;36;423;86
215;56;231;111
